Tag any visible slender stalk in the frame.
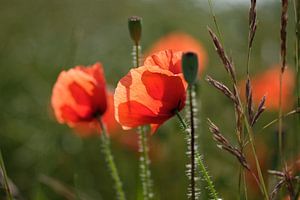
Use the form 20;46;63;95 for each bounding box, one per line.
196;154;219;200
175;111;219;200
243;116;269;200
234;86;269;199
278;0;289;168
133;40;153;200
293;0;300;164
259;109;299;133
189;85;196;200
207;2;268;198
0;150;13;200
278;71;284;163
243;170;248;200
98;118;126;200
294;0;300;109
207;0;224;46
138;126;153;200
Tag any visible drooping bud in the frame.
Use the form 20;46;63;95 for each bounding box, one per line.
182;52;199;85
128;16;142;45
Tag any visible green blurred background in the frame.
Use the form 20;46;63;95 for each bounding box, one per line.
0;0;298;199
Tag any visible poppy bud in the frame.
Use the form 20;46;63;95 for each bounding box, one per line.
182;52;198;85
128;16;142;45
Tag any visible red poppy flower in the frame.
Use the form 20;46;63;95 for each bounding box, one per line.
146;32;207;75
239;66;295;111
69;91;121;136
51;62;108;136
114;50;188;134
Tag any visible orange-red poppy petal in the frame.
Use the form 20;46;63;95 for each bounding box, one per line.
114;65;187;133
51;62;107;128
145;32;207;75
144;50;183;74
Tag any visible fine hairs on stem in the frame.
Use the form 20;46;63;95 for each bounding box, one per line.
186;85;199;200
128;16;153;200
98;118;126;200
175;111;219;200
181;52;219;200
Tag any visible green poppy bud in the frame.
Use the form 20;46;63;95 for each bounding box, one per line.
182;52;199;85
128;16;142;45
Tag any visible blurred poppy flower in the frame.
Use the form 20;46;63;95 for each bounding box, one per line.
114;50;188;134
71;91;119;136
51;62;108;136
146;32;207;75
239;66;295;111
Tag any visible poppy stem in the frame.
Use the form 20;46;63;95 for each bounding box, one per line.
97;118;126;200
175;111;220;200
130;20;154;199
188;85;196;200
138;126;153;200
0;149;13;200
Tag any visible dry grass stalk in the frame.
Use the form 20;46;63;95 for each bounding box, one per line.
251;95;266;126
246;78;254;123
281;0;288;72
205;75;236;103
268;168;300;200
208;27;237;83
248;0;257;48
270;179;285;200
207;119;250;171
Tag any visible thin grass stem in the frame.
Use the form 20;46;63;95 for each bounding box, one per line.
293;0;300;168
258;109;299;133
207;0;224;47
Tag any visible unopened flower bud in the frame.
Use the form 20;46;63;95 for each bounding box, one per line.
182;52;199;85
128;16;142;45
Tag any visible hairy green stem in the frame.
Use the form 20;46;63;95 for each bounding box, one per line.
133;41;153;199
138;126;153;200
0;150;14;200
189;86;196;200
98;118;126;200
196;154;219;200
175;111;219;200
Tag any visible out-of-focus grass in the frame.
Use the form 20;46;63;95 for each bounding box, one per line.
0;0;297;199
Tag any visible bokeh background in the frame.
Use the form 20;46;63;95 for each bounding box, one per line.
0;0;299;199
